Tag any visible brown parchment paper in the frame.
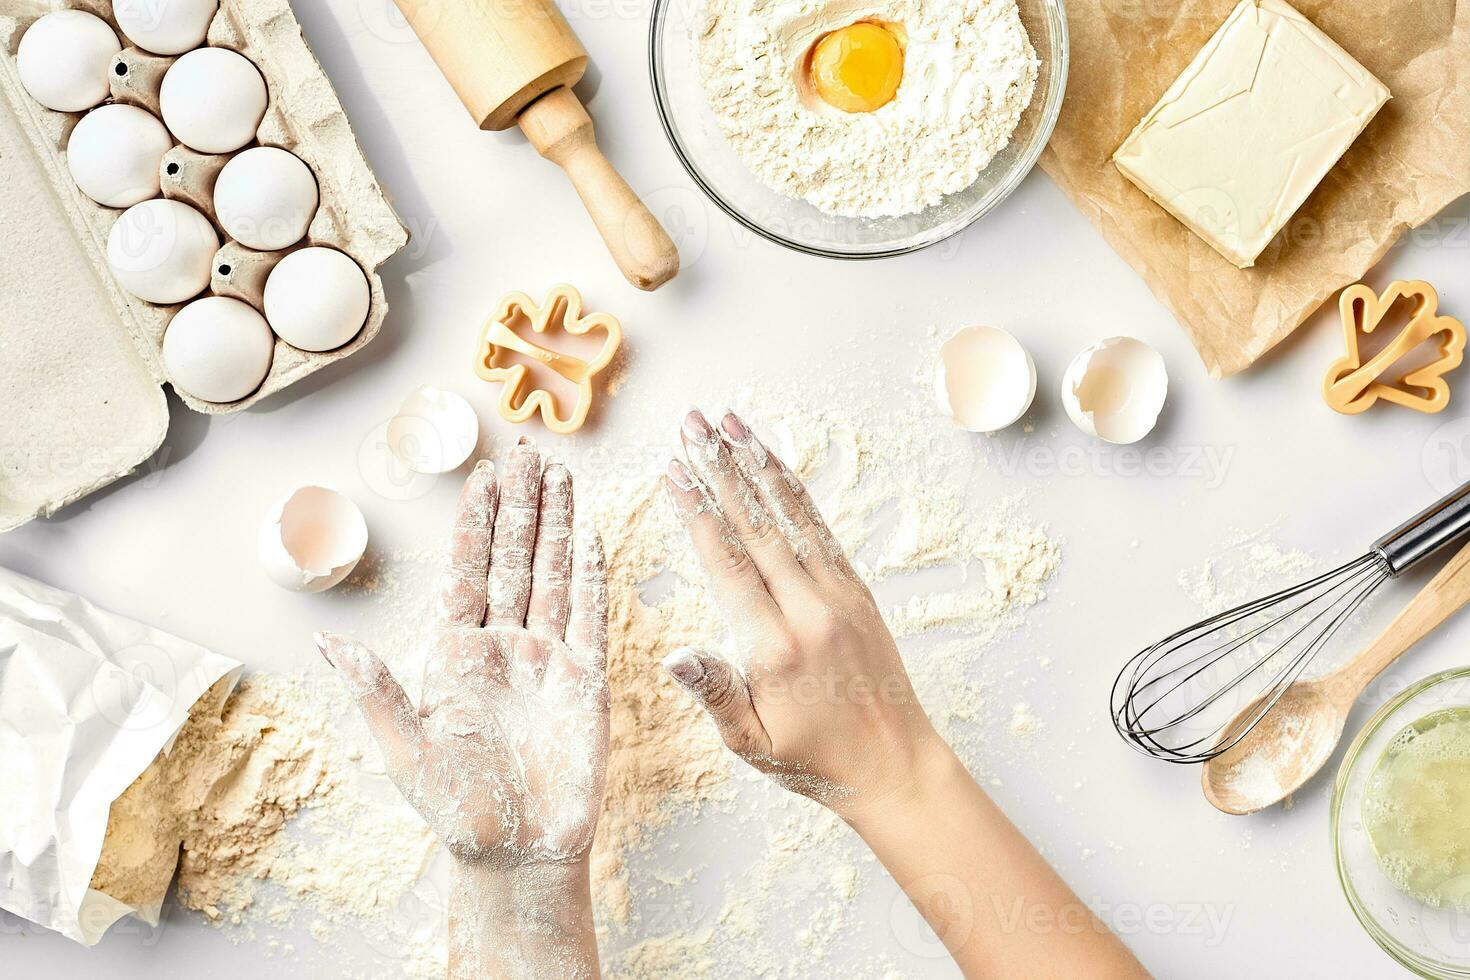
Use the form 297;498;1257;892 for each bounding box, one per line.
1038;0;1470;377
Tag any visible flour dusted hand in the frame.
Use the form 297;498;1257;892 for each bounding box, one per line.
663;410;940;818
318;444;608;976
317;445;609;867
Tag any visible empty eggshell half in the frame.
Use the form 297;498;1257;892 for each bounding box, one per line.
1060;337;1169;444
116;0;219;55
934;325;1037;433
258;486;368;593
16;10;120;112
68;103;174;208
159;47;268;154
387;386;480;475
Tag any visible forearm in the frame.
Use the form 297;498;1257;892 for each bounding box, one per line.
449;859;601;980
847;746;1146;979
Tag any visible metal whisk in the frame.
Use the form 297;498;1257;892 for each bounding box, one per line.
1113;481;1470;764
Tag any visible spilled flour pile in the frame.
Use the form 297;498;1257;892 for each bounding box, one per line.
89;393;1060;977
91;674;446;978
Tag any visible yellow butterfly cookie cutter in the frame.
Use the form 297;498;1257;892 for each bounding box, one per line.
1324;280;1465;415
474;285;622;435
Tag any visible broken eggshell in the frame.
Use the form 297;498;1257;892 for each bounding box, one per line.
934;325;1037;433
386;386;480;475
258;487;367;593
1060;337;1169;444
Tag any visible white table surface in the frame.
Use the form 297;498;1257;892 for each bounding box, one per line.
5;1;1468;976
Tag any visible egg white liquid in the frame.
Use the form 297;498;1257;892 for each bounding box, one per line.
1363;707;1470;910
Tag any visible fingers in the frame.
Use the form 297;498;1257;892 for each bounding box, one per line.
717;412;856;583
486;440;543;626
437;460;498;627
664;648;772;761
316;632;425;779
526;463;575;639
680;410;809;598
566;530;610;671
666;458;788;640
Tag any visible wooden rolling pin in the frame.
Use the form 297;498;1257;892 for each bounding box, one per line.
391;0;679;291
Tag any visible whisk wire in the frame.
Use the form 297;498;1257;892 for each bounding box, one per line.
1160;561;1387;760
1140;555;1387;722
1112;551;1391;763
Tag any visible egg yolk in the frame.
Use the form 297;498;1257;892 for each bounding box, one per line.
809;22;904;114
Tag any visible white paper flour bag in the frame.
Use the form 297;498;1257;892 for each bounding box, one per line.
0;566;241;944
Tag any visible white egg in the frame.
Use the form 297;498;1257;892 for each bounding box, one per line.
16;10;120;112
387;386;480;474
1060;336;1169;444
115;0;219;55
159;47;267;153
263;247;370;352
107;198;219;304
214;147;319;251
258;486;368;593
934;325;1036;433
162;296;275;402
67;104;174;208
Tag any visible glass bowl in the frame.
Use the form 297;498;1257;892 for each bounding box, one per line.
1332;668;1470;978
647;0;1069;258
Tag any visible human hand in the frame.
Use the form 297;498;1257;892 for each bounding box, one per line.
316;443;608;978
664;413;1146;978
662;409;945;818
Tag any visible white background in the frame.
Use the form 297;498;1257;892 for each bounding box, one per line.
4;0;1468;976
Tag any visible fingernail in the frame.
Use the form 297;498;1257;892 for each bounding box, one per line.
667;459;697;490
682;409;717;445
315;636;382;695
314;631;338;669
543;462;571;491
720;411;751;444
664;649;705;687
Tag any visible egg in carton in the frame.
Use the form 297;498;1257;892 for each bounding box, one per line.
0;0;407;530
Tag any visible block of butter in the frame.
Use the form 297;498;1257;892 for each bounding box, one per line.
1112;0;1389;269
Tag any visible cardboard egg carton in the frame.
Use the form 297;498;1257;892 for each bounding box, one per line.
0;0;407;531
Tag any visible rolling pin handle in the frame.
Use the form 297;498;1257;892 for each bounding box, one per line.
518;87;680;291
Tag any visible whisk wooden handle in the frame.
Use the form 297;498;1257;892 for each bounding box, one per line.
1333;539;1470;702
518;88;680;292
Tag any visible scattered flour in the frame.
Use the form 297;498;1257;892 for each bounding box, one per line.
582;394;1060;976
91;385;1061;979
1177;531;1315;615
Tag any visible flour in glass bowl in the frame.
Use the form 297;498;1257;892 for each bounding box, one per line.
696;0;1039;218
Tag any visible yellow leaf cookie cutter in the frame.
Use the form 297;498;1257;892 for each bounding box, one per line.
474;285;622;434
1324;280;1465;415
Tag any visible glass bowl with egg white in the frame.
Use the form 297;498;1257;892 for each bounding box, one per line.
649;0;1067;258
1333;667;1470;978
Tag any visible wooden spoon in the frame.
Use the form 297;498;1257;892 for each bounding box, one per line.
1202;538;1470;815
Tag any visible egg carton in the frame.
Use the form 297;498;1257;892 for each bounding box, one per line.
0;0;407;531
